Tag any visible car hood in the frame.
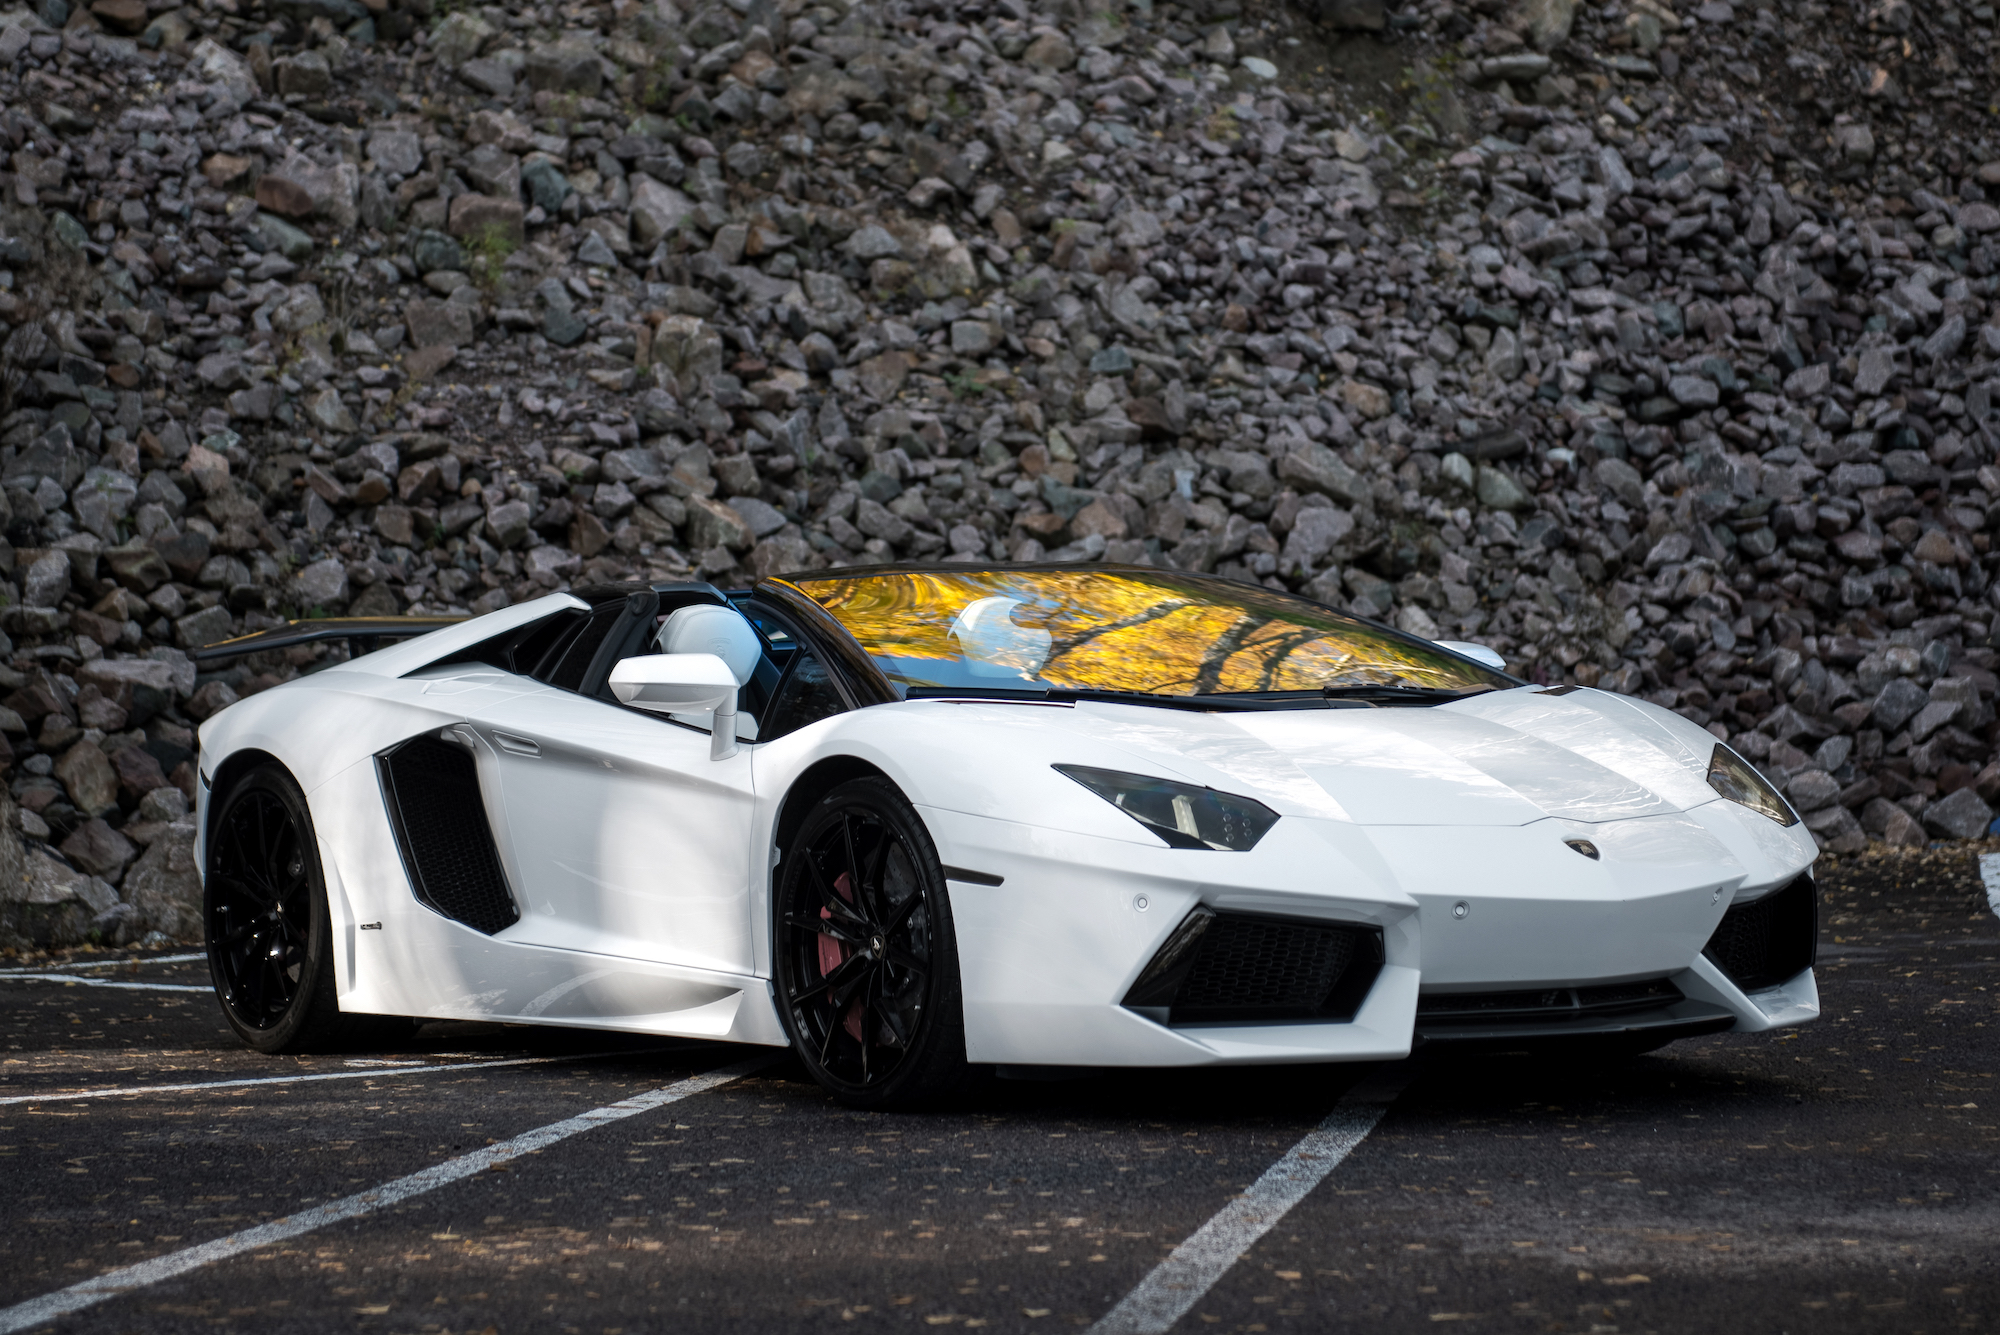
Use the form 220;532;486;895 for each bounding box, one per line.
1070;686;1724;827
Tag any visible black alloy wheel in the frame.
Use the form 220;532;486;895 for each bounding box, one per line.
774;777;969;1108
205;763;402;1053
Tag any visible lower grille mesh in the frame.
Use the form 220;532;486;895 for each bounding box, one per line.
1177;917;1357;1012
1125;911;1382;1025
1417;977;1684;1026
379;735;518;936
1703;874;1817;992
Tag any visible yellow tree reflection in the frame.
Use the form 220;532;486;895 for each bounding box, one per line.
782;569;1501;696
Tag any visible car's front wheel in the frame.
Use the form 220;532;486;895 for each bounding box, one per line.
205;763;399;1053
774;776;971;1109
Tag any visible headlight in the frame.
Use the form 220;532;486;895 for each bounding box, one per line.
1706;744;1797;827
1055;765;1279;851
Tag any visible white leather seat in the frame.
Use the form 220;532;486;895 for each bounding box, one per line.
654;603;763;738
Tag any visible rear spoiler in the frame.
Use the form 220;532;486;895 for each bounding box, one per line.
191;616;467;663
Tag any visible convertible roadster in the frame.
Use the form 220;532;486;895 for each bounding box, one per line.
194;564;1820;1107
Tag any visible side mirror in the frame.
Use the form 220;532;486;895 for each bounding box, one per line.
608;653;741;759
1435;640;1508;671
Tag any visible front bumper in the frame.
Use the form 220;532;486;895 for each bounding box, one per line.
925;798;1819;1067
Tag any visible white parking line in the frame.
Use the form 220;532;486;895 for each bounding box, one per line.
0;1048;676;1106
1979;853;2000;920
0;952;206;975
0;1057;768;1335
1086;1068;1411;1335
0;974;210;993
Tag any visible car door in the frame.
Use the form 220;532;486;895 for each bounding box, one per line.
467;592;760;976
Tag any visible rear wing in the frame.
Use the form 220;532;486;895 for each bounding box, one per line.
191;616;466;664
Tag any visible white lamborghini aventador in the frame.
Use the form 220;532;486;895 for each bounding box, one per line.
192;565;1820;1107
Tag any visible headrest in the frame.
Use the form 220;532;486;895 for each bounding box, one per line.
656;604;761;686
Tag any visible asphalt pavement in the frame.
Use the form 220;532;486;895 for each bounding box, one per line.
1;846;1994;1334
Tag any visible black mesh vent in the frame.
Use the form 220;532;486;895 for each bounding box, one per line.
1178;917;1356;1012
1417;977;1684;1026
1703;874;1817;992
1124;911;1383;1025
379;735;518;936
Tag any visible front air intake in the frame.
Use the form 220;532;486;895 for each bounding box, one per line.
1702;873;1817;992
1417;977;1685;1026
1123;909;1383;1026
378;734;519;936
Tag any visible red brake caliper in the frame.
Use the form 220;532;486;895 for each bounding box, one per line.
819;872;864;1041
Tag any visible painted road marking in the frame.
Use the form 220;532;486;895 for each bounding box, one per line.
0;974;210;993
0;1048;678;1107
0;1057;768;1334
0;953;206;975
1979;853;2000;920
1086;1067;1411;1335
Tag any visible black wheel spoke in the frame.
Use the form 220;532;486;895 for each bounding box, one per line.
804;857;869;932
783;912;860;943
818;951;875;997
873;993;911;1049
827;957;878;1013
859;827;894;924
881;886;924;939
885;947;929;977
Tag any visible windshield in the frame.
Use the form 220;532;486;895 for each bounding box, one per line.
783;567;1514;698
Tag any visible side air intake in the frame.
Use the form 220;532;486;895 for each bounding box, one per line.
1123;909;1383;1026
1703;874;1817;993
378;734;519;936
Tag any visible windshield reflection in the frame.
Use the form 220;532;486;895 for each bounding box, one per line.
783;568;1513;698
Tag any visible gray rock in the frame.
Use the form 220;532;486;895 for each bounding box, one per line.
1277;442;1369;506
429;10;494;67
295;556;349;608
1668;375;1721;409
1523;0;1576;48
367;129;423;178
1485;328;1523;380
1871;676;1930;734
728;496;788;537
1594;457;1643;507
1475;465;1532;511
524;41;602;95
844;225;904;260
173;604;235;651
629;177;695;247
1922;787;1993;840
1785;769;1840;812
1854;346;1898;396
406;299;475;349
1282;506;1355;566
122;821;201;942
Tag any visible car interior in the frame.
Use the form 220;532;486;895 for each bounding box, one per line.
443;582;848;744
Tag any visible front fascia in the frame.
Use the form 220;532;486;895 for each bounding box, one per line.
919;806;1420;1067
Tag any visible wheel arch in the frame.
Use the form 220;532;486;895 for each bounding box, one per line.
202;747;289;850
772;755;895;866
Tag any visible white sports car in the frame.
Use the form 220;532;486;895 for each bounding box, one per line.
193;565;1820;1107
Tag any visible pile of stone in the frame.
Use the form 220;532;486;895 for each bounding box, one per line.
3;0;2000;945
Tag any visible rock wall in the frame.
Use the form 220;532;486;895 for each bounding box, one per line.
1;0;1999;925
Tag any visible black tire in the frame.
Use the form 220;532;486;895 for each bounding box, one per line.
205;763;401;1054
773;776;971;1110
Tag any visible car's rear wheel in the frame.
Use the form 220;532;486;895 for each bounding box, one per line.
205;763;400;1053
774;777;970;1109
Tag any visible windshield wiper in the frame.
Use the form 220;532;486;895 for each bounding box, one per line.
900;685;1332;712
1321;684;1482;705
